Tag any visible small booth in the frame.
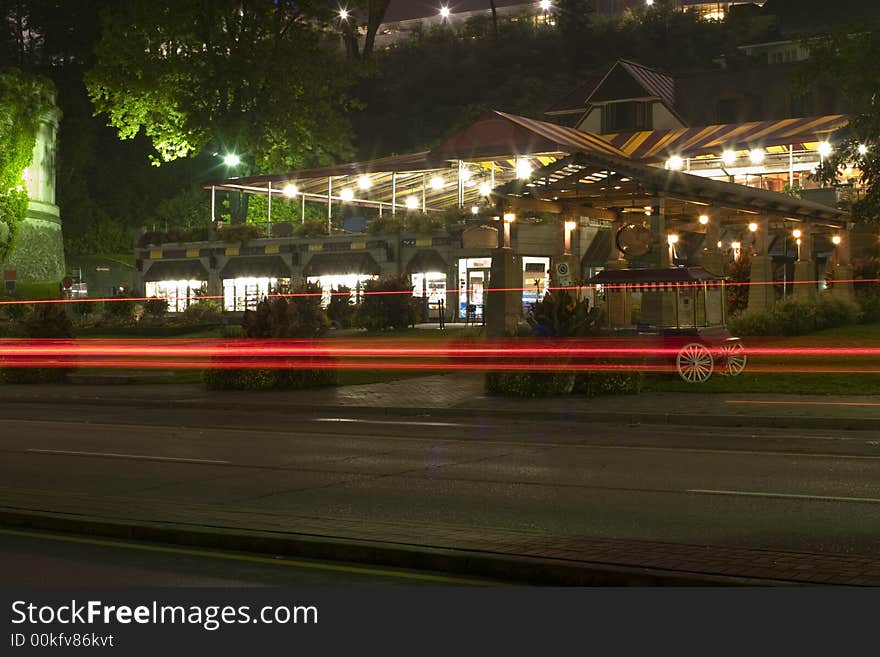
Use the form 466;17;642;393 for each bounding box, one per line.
586;267;746;383
142;260;209;312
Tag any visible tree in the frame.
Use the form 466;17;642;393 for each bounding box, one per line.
337;0;391;61
85;0;355;174
809;28;880;224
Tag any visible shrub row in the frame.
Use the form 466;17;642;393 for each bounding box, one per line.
485;369;644;399
728;295;861;336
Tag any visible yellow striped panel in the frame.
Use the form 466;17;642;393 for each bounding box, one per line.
225;247;239;256
350;241;366;250
265;244;280;254
186;248;200;258
149;250;162;260
415;238;432;247
308;243;323;252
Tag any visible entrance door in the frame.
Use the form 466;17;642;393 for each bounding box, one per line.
466;269;487;318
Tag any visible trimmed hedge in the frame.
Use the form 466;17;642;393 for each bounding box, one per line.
0;303;72;384
729;295;861;336
485;371;576;398
203;367;336;391
573;368;643;397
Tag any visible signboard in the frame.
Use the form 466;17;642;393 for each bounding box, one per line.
555;261;572;287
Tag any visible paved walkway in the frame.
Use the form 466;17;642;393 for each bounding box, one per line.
1;487;879;585
3;373;880;430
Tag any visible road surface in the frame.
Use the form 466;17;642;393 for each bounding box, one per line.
1;400;880;571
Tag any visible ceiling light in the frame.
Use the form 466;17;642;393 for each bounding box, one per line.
516;159;533;179
748;222;758;232
479;182;493;196
666;155;684;171
749;149;765;165
282;184;298;197
430;176;444;191
698;214;709;225
721;150;737;166
406;196;419;210
340;188;354;202
818;141;833;158
357;175;372;190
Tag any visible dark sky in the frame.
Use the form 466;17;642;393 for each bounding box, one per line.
385;0;528;22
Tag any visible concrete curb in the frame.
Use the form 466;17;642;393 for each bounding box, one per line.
0;393;875;431
0;508;797;587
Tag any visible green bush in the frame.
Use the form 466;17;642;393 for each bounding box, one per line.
484;370;576;398
573;368;644;397
356;276;416;331
729;295;861;336
218;223;264;243
203;367;336;390
204;284;332;390
103;292;136;323
0;297;31;322
143;297;169;319
326;285;356;329
270;222;294;238
0;303;72;384
181;299;222;325
14;281;60;300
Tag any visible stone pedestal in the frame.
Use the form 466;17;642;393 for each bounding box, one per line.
748;254;775;313
486;248;520;337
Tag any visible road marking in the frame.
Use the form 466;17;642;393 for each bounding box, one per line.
0;528;495;586
689;489;880;504
312;418;471;427
26;449;229;465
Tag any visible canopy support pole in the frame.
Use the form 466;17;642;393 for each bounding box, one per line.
422;174;426;213
267;181;272;237
392;172;397;216
327;176;333;235
789;145;794;189
301;193;306;225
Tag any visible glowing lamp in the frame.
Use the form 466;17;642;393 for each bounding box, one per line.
357;175;372;190
471;206;480;215
405;196;420;210
731;241;741;250
223;154;241;167
516;159;533;180
698;214;709;225
721;150;737;166
440;6;451;18
540;0;552;9
667;234;679;245
818;141;833;158
792;229;802;239
338;8;349;20
832;235;842;246
282;184;298;198
666;155;684;171
749;149;765;165
564;220;577;231
503;212;516;223
430;176;444;191
748;222;758;233
479;182;493;197
858;144;869;156
340;188;354;202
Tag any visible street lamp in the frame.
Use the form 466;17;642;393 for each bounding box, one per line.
698;214;710;225
357;175;372;190
479;182;493;197
564;220;577;254
666;155;684;171
439;5;450;19
749;149;765;165
516;159;533;180
539;0;552;10
721;150;737;166
338;8;349;20
832;235;842;246
405;195;419;210
223;153;241;167
748;222;758;233
340;188;354;202
818;141;833;159
283;184;298;198
503;212;516;248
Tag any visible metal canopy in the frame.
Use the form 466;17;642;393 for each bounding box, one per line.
586;267;724;286
219;256;291;279
496;151;847;226
302;252;381;277
142;260;209;282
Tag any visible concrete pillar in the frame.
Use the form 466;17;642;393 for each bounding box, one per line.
747;218;774;313
485;248;520;337
604;218;630;328
793;228;816;301
832;228;855;302
701;219;724;277
641;206;676;326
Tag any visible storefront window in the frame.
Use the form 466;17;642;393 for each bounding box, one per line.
412;271;447;320
458;257;491;319
222;277;288;312
145;280;206;313
306;274;377;307
521;256;550;312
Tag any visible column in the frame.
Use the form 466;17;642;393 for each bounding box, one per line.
485;247;520;337
641;205;676;326
832;227;855;301
748;217;775;313
793;226;816;300
701;219;723;276
604;217;630;327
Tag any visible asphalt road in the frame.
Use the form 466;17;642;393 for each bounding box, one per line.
1;401;880;560
0;528;489;586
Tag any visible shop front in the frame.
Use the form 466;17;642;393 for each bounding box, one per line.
406;250;448;320
303;252;381;306
457;256;492;320
220;256;291;312
520;256;550;314
142;260;209;312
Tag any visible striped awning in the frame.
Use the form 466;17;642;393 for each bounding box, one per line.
603;115;849;161
493;112;628;158
586;267;724;290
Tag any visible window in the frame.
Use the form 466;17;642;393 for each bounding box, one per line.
602;101;651;132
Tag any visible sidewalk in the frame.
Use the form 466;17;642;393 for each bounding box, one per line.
1;487;879;586
2;373;880;430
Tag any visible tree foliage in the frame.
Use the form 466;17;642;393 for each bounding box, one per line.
86;0;355;172
809;29;880;224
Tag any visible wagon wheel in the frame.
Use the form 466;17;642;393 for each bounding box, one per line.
676;343;714;383
718;341;747;377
